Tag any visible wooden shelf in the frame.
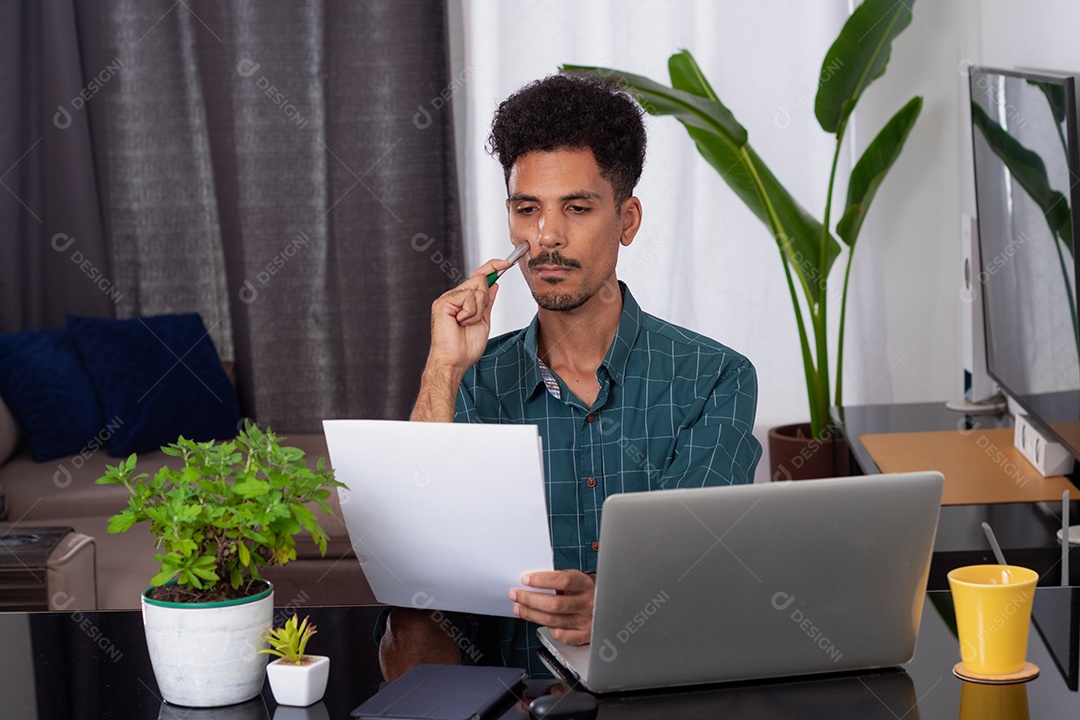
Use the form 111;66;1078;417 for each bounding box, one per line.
859;429;1077;505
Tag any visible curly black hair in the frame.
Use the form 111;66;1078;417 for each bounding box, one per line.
487;73;646;206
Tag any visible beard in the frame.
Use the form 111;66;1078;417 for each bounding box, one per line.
528;250;590;311
532;283;591;312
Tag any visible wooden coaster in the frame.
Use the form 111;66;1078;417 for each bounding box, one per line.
953;662;1040;684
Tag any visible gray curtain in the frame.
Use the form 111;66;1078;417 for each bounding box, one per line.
0;0;116;329
2;0;462;431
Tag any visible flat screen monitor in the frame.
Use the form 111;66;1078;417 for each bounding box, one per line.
969;66;1080;457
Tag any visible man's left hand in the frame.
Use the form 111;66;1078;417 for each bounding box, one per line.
509;570;595;645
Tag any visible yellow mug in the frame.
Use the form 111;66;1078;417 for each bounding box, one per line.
947;564;1038;675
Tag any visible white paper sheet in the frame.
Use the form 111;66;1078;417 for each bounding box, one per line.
323;419;554;617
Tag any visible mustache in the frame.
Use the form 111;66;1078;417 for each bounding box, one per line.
528;251;581;269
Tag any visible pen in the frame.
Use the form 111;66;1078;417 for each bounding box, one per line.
487;243;529;287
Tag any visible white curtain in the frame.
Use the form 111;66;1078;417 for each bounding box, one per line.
452;0;889;481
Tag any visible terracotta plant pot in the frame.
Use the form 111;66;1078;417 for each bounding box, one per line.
768;423;851;481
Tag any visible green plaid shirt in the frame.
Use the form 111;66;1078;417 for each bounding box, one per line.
455;283;761;674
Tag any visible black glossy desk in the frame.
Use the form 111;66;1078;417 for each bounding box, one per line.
835;402;1080;588
2;590;1079;718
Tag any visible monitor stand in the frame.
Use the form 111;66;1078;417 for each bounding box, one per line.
945;390;1008;415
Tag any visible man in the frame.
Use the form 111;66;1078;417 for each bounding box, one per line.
380;73;761;680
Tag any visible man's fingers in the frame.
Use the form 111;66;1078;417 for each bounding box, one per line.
445;285;490;326
549;627;590;646
456;288;478;322
513;602;591;645
512;601;586;629
522;570;593;593
512;604;561;627
482;283;498;323
511;588;589;615
471;257;511;281
510;572;594;647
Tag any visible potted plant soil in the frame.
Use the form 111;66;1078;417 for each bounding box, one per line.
97;423;344;707
262;614;330;707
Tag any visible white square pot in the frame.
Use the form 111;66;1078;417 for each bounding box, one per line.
266;655;330;707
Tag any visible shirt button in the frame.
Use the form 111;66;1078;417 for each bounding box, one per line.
591;541;600;552
585;414;595;423
586;477;597;488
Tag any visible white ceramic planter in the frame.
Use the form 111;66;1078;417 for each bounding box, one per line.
266;655;330;707
142;583;273;707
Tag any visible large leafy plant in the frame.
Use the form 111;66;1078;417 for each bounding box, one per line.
565;0;922;438
97;423;345;602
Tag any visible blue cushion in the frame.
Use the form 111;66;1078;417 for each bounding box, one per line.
0;327;104;462
67;314;239;456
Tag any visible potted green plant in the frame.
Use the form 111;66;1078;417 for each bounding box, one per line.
96;422;344;707
261;613;330;707
564;0;923;478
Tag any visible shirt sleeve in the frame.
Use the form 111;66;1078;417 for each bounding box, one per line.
454;368;479;423
660;357;762;488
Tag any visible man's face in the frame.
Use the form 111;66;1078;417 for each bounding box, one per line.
505;148;641;313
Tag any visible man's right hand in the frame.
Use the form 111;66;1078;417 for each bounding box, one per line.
411;258;511;422
429;260;508;374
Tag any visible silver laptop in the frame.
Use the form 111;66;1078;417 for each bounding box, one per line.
537;472;944;693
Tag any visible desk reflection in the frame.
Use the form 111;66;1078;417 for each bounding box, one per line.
958;681;1029;720
507;669;917;720
1031;585;1080;689
158;697;269;720
596;669;917;720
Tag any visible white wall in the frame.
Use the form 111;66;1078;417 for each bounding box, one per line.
451;1;849;483
860;0;1080;411
978;1;1080;73
448;1;1078;480
849;0;969;409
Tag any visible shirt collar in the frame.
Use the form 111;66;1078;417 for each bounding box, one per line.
599;281;640;387
520;281;641;392
522;318;546;398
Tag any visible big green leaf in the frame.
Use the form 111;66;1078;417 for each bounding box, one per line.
565;61;840;305
667;50;840;297
682;125;842;300
971;102;1073;251
815;0;915;134
561;64;746;144
667;50;721;108
836;96;923;246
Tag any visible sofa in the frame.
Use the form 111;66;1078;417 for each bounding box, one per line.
0;315;376;610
